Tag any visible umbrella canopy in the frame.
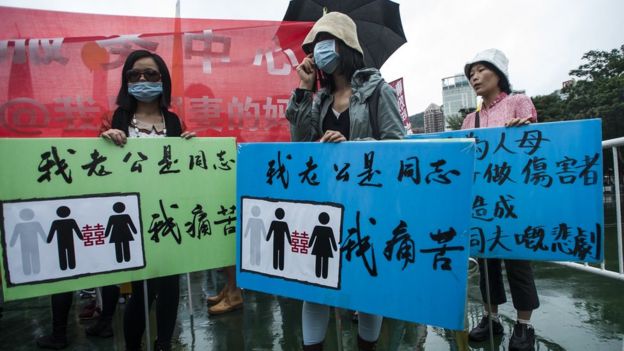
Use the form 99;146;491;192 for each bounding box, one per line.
281;0;407;69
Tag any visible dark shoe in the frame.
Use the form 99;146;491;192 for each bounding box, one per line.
36;335;68;350
302;342;323;351
468;315;504;342
357;335;377;351
85;319;113;338
509;322;535;351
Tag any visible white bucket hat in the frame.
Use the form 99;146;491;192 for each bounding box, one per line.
301;12;364;56
464;48;510;88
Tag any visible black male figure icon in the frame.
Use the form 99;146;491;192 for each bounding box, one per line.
266;208;292;271
46;206;83;270
104;202;138;263
308;212;338;279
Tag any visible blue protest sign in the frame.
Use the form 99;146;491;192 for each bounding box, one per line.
237;140;474;330
409;119;603;262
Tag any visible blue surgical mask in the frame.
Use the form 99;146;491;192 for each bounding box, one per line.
128;82;163;102
314;39;340;74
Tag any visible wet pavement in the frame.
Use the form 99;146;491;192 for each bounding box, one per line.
1;200;623;350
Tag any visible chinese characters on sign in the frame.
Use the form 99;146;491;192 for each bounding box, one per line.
0;137;236;301
410;119;604;261
238;140;475;330
0;8;313;140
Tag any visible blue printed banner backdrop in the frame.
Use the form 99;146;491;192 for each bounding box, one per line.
409;119;603;262
237;140;475;330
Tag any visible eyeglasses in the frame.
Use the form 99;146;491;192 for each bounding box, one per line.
125;69;162;83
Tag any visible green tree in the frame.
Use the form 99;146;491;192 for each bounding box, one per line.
531;44;624;140
563;44;624;140
446;114;464;130
532;93;564;123
446;108;476;130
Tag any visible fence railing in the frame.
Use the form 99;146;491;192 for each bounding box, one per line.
555;136;624;281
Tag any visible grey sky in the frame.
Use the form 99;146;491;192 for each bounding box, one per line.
2;0;623;114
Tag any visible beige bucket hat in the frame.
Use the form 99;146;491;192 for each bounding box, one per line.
301;12;364;56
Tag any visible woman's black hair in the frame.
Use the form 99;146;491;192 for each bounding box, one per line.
478;61;511;94
116;50;172;112
318;39;365;93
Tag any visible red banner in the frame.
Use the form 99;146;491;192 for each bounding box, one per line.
388;77;411;134
0;7;313;141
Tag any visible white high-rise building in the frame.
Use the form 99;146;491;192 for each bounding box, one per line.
442;74;477;127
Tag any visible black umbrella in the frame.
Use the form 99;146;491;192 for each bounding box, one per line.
280;0;407;69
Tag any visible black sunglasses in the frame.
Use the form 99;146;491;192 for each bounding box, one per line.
125;69;162;83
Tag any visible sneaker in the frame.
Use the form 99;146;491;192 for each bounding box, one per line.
36;335;68;350
79;289;96;299
468;315;504;342
85;319;113;338
509;322;535;351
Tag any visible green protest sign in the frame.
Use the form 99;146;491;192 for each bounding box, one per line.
0;137;236;301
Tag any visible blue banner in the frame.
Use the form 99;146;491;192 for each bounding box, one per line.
409;119;604;262
237;140;474;330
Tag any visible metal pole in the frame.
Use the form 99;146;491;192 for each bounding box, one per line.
334;308;343;351
612;146;623;274
483;259;496;350
143;280;152;351
186;272;194;318
95;287;103;311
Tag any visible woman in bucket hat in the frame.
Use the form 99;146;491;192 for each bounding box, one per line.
286;11;405;351
462;48;539;351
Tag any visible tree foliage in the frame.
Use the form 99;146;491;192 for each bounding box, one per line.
446;108;476;131
532;44;624;140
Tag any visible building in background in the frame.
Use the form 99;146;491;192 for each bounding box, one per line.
424;103;444;133
441;74;477;128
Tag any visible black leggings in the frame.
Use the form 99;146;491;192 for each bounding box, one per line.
123;275;180;348
478;258;540;311
50;285;119;336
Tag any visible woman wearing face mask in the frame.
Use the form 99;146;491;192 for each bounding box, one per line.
101;50;193;351
286;12;405;351
462;48;539;351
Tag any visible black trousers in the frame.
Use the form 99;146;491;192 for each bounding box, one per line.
100;285;120;321
50;285;119;336
124;275;180;349
478;258;540;311
50;285;119;338
50;292;73;338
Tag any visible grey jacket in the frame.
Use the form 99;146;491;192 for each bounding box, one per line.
286;68;406;142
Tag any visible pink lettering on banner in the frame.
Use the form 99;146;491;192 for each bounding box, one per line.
388;77;412;134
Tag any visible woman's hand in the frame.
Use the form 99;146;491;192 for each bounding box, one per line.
505;117;532;127
181;131;196;139
296;54;316;90
101;128;127;146
319;130;347;143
